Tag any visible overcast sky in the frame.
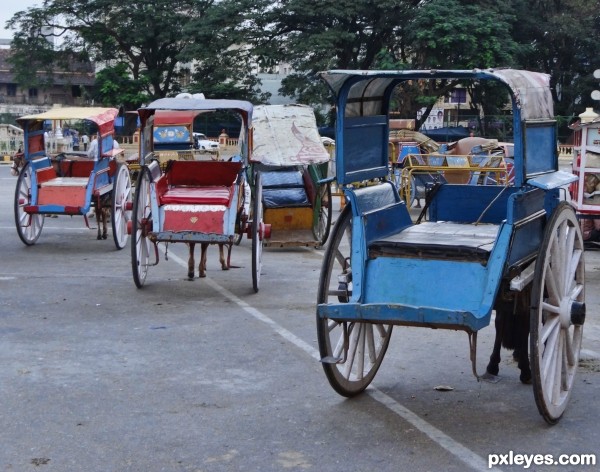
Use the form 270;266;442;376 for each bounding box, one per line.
1;0;43;39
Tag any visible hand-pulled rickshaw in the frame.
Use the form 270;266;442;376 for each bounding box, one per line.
251;104;333;248
388;126;513;207
316;69;585;424
14;107;132;249
130;98;268;292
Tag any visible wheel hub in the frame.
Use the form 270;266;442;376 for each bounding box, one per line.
559;297;572;329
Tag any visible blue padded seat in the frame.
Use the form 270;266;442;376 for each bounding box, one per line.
261;169;310;208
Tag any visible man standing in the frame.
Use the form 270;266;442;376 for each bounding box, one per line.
87;134;98;158
81;134;90;151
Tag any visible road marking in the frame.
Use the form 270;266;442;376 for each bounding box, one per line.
165;247;502;472
0;225;92;232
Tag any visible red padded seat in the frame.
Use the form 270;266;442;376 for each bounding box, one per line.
159;186;233;206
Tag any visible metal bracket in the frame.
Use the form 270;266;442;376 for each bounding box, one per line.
321;322;349;364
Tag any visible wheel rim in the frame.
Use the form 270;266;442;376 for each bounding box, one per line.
531;203;585;424
252;171;263;292
14;163;44;245
313;183;332;246
233;180;247;246
317;205;392;396
131;168;152;288
112;164;132;250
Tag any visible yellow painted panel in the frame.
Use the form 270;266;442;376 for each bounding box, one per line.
264;207;313;230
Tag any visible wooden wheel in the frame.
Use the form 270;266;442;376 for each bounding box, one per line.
312;182;332;247
131;167;153;288
14;162;44;245
251;171;263;293
316;204;392;396
530;202;585;424
233;180;248;246
111;163;132;250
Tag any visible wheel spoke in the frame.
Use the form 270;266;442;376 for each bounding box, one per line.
343;324;359;379
544;263;561;306
564;327;575;368
542;317;560;385
356;325;366;380
552;333;564;402
540;314;560;344
541;301;560;315
366;324;377;364
562;228;577;294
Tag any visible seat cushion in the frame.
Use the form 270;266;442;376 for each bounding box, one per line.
263;188;310;208
262;170;304;188
159;186;233;206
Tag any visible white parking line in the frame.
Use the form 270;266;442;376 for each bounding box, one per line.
165;247;503;472
0;225;91;231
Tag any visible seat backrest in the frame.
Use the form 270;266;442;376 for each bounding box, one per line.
167;160;242;187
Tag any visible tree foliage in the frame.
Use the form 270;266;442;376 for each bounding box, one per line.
179;0;271;102
511;0;600;117
5;0;600;123
246;0;421;106
7;0;214;105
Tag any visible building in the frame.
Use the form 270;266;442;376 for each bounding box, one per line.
0;47;95;115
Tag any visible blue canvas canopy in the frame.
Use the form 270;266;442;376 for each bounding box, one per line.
319;68;553;121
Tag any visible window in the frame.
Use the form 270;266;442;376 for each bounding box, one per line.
28;88;38;98
446;89;467;104
7;84;17;97
72;85;81;97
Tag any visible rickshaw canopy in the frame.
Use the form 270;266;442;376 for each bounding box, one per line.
17;107;119;135
318;68;559;186
154;110;209;126
251;104;330;166
319;68;554;121
138;98;253;128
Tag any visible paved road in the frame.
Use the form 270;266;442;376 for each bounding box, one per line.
1;164;599;472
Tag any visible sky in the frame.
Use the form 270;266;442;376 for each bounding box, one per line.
0;0;43;39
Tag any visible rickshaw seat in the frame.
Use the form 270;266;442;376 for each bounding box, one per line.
262;169;310;208
157;160;241;206
369;222;499;263
159;186;233;206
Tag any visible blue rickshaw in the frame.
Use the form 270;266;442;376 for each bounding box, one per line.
316;69;585;424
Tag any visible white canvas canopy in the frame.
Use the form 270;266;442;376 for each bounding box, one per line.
252;104;330;166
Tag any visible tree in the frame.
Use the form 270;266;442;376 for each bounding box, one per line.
511;0;600;118
179;0;271;102
405;0;523;129
245;0;422;110
94;62;150;109
408;0;521;70
7;0;214;104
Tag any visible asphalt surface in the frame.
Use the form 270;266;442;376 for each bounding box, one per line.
0;163;599;472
